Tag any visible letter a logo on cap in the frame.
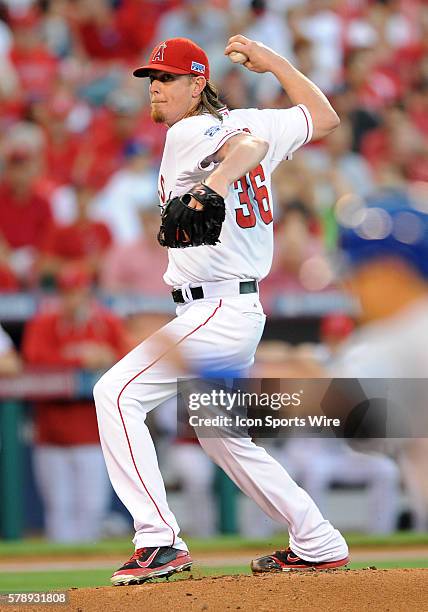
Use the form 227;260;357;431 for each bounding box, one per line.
152;42;167;63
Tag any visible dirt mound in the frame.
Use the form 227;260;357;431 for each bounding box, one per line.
6;568;428;612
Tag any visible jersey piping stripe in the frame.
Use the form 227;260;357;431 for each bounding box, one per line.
214;129;242;151
115;299;223;547
297;104;310;144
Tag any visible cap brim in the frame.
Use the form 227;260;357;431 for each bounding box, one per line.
133;64;191;78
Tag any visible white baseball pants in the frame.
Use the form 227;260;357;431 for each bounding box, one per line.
94;291;348;562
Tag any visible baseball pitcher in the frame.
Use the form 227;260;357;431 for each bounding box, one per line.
94;35;349;586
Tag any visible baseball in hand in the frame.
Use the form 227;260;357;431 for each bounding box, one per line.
228;51;248;65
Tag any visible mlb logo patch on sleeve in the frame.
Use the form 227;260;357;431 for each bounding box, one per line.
191;61;206;74
204;125;222;137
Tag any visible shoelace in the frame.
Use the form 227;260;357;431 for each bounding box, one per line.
127;548;147;563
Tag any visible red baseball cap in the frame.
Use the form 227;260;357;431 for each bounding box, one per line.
133;38;210;80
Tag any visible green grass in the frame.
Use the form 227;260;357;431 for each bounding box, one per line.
1;532;428;559
0;566;248;592
0;569;114;591
0;566;252;591
0;560;427;592
349;559;428;570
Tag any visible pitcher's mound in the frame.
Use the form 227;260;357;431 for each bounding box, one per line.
35;568;428;612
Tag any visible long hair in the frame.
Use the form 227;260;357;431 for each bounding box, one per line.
193;80;226;121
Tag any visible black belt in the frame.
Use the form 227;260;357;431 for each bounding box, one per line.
171;280;258;304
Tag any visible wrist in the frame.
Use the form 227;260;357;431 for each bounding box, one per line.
270;55;294;79
204;172;230;198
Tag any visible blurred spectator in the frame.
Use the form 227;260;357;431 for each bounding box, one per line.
0;6;13;56
232;0;294;59
70;0;159;64
0;9;20;110
39;183;112;286
292;37;317;91
301;118;375;204
343;47;402;113
0;122;53;286
260;197;331;312
22;264;129;541
92;139;158;244
170;440;216;537
39;0;73;59
8;6;59;101
0;235;20;291
154;0;228;64
100;205;168;295
0;323;21;375
73;89;146;189
0;56;21;122
289;0;343;94
281;436;401;534
345;0;422;58
30;91;83;190
218;66;249;111
361;104;428;182
154;397;217;538
230;0;294;104
271;155;316;218
406;82;428;139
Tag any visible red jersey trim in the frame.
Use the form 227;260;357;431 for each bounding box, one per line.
297;104;311;144
215;128;242;151
115;299;223;546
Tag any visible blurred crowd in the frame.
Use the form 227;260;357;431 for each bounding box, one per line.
0;0;428;541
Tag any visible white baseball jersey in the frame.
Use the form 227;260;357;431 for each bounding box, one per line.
158;105;313;287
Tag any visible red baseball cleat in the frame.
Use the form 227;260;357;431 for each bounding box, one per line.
251;547;349;573
111;546;192;585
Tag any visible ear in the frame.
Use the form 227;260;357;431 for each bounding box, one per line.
191;76;206;98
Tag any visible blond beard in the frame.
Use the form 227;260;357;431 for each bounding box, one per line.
151;106;165;124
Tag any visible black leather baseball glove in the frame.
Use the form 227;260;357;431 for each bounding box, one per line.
157;183;225;248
